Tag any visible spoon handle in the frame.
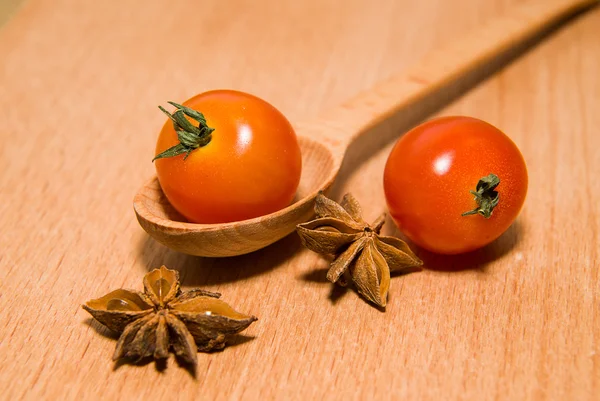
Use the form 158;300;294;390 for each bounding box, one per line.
310;0;597;155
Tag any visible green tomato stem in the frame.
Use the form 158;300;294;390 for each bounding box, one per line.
152;102;215;161
461;174;500;219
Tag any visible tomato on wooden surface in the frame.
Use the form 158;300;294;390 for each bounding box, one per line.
383;116;528;255
154;90;302;224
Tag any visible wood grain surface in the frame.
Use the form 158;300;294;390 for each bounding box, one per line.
1;0;598;400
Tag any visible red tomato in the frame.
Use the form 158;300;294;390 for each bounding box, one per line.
154;90;302;224
383;116;527;254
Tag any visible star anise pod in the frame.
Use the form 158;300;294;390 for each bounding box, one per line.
82;266;257;366
296;193;423;307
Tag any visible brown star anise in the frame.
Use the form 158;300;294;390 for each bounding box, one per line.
296;193;423;307
82;266;257;366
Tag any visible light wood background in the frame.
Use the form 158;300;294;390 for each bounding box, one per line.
1;0;598;400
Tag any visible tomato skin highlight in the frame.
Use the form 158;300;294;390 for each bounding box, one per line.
154;90;302;224
383;116;528;255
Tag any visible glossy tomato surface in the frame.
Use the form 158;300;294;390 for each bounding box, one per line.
154;90;302;224
383;116;528;254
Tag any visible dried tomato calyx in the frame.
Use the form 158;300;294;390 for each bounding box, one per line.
152;102;215;161
461;173;500;219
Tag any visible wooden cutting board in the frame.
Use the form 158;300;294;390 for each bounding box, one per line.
1;0;598;400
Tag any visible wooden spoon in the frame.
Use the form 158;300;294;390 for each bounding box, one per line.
134;0;596;257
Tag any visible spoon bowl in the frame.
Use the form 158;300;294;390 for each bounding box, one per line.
134;0;596;257
134;136;340;257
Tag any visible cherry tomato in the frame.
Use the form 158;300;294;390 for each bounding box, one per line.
154;90;302;224
383;116;527;254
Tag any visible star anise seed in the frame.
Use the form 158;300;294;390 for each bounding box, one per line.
296;192;423;307
83;266;257;366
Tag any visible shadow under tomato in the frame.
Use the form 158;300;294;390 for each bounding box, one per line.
415;219;524;272
138;231;304;286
